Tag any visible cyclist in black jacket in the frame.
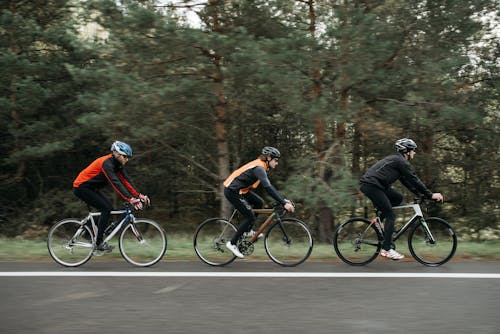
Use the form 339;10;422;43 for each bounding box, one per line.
360;138;443;260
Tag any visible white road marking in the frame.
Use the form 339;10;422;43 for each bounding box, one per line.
154;283;187;294
0;272;499;278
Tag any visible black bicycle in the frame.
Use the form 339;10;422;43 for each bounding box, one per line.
333;198;457;266
193;205;313;267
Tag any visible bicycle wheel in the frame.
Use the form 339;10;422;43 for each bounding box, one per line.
119;219;167;267
333;218;381;266
47;219;94;267
193;218;237;266
264;218;313;267
408;217;457;266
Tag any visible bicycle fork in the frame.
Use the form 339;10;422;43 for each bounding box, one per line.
419;218;436;244
276;220;292;245
129;222;145;243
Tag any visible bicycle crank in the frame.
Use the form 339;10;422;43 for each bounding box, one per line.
238;240;254;256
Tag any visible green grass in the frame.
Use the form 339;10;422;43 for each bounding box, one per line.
1;236;499;261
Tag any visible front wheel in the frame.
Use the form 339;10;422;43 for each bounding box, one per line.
47;219;94;267
333;218;382;266
119;219;167;267
408;217;457;266
264;218;313;267
193;218;237;266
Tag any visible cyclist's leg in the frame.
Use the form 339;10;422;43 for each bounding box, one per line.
360;184;399;251
244;191;264;209
243;191;264;225
224;188;256;245
74;187;113;245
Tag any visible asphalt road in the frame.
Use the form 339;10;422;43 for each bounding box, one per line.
1;260;499;334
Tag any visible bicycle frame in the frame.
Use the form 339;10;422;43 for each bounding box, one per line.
228;208;283;243
377;203;435;243
80;208;135;245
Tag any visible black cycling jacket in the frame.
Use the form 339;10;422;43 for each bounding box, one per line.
360;153;433;198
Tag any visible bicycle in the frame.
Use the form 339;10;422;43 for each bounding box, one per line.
333;198;457;266
193;204;313;267
47;202;167;267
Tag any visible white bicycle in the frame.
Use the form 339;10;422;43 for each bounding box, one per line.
47;203;167;267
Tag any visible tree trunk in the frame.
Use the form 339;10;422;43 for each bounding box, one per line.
306;0;334;242
207;0;231;218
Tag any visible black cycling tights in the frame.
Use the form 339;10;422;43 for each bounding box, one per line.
360;184;403;251
74;187;113;244
224;188;264;245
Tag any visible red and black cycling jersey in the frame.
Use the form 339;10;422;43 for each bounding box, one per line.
73;154;140;201
223;158;286;205
360;153;433;198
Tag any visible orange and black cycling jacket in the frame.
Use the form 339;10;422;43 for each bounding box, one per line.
73;154;139;201
223;158;285;205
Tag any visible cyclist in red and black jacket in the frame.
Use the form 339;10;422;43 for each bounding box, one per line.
360;138;443;260
223;146;295;258
73;141;150;252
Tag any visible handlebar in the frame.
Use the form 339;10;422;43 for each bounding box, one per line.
273;200;295;217
124;199;149;210
413;196;441;205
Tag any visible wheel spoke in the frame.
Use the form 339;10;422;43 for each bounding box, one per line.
193;219;237;266
265;219;313;267
47;219;94;267
409;217;457;266
119;219;167;267
334;218;381;266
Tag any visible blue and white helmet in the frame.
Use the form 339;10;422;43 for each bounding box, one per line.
111;141;133;157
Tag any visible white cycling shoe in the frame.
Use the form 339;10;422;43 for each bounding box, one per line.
243;229;263;239
226;241;244;258
380;249;405;260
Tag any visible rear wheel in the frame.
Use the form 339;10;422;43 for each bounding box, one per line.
333;218;381;266
47;219;94;267
264;218;313;267
193;218;237;266
119;219;167;267
408;217;457;266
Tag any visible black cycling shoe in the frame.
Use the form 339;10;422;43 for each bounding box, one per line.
96;242;114;252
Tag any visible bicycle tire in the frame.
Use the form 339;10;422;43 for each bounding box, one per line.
193;218;237;266
408;217;457;266
119;219;167;267
264;218;313;267
47;219;94;267
333;218;382;266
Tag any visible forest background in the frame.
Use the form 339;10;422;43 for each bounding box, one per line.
1;0;498;245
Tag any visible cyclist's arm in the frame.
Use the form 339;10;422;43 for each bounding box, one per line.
102;159;136;201
118;169;140;197
254;167;286;205
399;161;433;198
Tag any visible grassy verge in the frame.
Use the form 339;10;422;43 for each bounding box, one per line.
1;236;499;261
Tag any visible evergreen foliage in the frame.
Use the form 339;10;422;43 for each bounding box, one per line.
1;0;498;241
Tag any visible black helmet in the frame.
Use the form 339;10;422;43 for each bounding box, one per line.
262;146;281;159
395;138;417;153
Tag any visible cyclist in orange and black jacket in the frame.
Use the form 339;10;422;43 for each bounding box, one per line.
73;141;150;252
223;146;295;258
359;138;443;260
